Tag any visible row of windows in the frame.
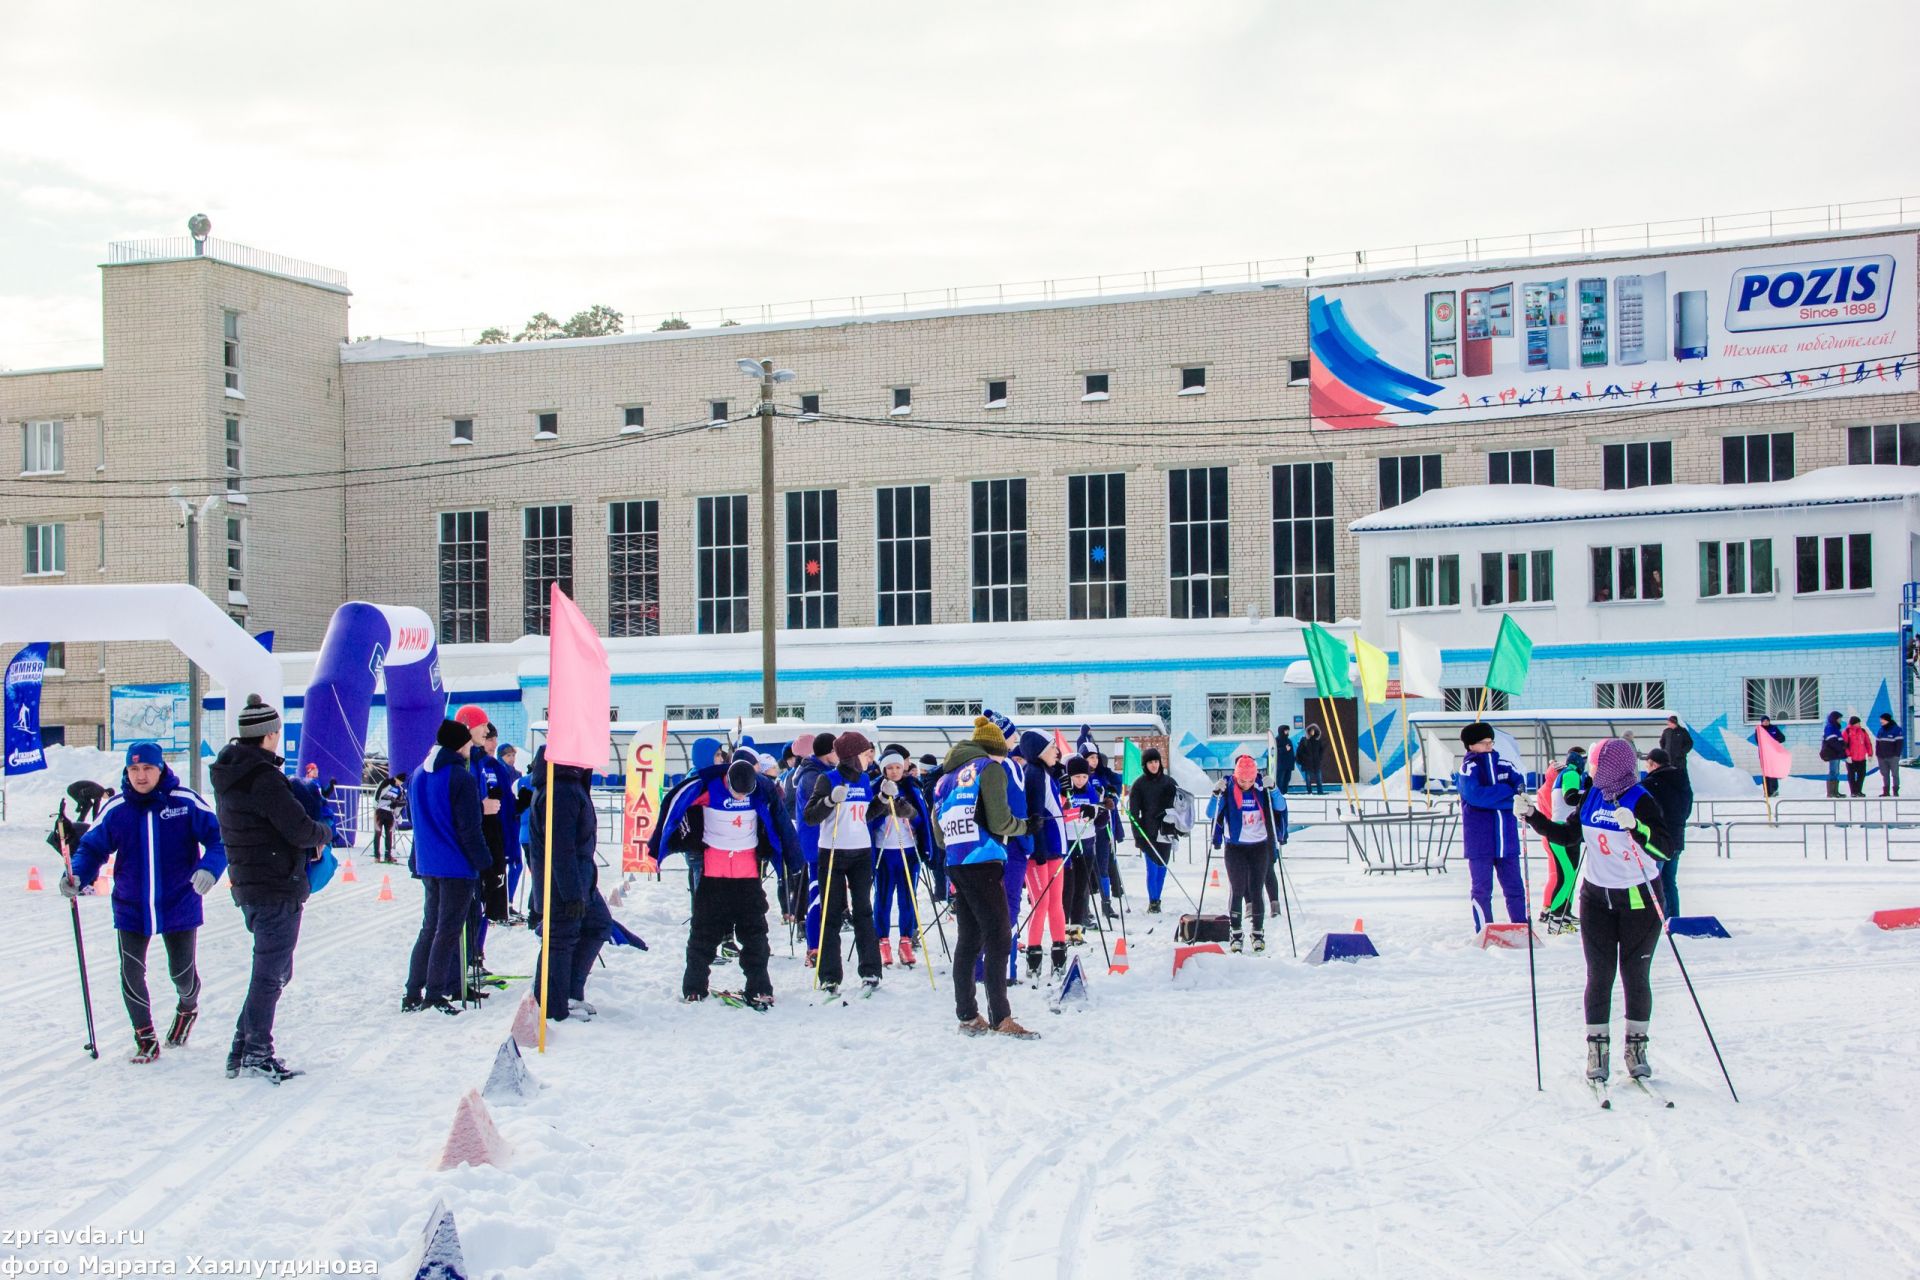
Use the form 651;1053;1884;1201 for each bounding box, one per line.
1389;430;1797;506
1386;533;1872;613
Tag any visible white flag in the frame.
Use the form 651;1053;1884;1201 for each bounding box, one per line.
1397;624;1444;700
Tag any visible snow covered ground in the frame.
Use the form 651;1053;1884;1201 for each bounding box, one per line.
3;784;1918;1278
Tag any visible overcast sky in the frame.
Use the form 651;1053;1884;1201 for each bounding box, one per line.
3;0;1916;367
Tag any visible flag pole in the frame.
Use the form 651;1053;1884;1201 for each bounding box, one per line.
1358;681;1385;807
537;754;555;1053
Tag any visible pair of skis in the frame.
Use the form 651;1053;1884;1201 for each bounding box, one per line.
1589;1076;1675;1109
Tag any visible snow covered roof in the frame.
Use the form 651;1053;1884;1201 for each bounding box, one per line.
1351;466;1920;533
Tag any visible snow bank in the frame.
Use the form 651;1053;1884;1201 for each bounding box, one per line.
0;745;122;828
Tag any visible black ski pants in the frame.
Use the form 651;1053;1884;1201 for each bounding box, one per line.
231;900;301;1063
539;889;612;1017
1579;882;1662;1025
950;861;1012;1026
816;849;882;986
1062;848;1094;927
1223;842;1271;933
684;874;773;1000
407;876;474;1002
116;929;199;1033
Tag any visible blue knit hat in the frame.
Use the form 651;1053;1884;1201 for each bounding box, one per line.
125;741;164;769
982;708;1018;741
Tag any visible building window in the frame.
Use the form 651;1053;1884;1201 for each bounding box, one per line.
1591;544;1665;603
748;701;808;720
521;505;574;635
622;406;645;432
1722;432;1794;484
1745;676;1820;723
608;499;660;638
696;494;750;634
1287;358;1311;387
1110;693;1174;727
1488;448;1554;486
222;311;241;394
21;420;62;474
985;380;1008;408
1068;472;1127;620
1169;466;1229;619
1016;696;1076;717
1699;538;1774;598
1389;554;1461;611
437;511;490;643
1179;366;1207;394
534;412;559;439
666;704;720;721
1480;550;1553;606
1378;454;1442;509
1207;693;1270;737
225;515;245;596
1443;687;1510;712
1272;462;1335;623
23;523;65;576
798;394;821;419
1795;534;1871;594
1602;440;1673;490
970;478;1028;623
709;400;729;425
925;698;984;716
217;417;243;495
1847;422;1920;466
836;699;893;721
785;488;839;629
875;484;932;627
1595;680;1666;710
44;642;65;674
451;417;474;444
890;387;912;416
1082;373;1110;402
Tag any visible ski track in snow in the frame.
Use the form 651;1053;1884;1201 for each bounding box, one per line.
2;814;1919;1279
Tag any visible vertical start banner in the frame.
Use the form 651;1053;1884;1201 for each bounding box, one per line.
621;720;667;872
5;643;49;776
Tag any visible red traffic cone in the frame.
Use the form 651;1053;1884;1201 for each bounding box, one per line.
377;874;394;901
1108;936;1130;975
1353;918;1364;932
1209;868;1221;888
340;858;358;883
25;866;44;892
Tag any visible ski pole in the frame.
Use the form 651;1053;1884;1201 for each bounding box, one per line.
54;821;99;1060
1516;835;1543;1093
1272;843;1298;959
1627;835;1740;1102
883;814;937;991
1072;833;1114;973
813;790;847;990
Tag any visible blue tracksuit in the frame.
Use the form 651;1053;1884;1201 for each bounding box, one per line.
71;765;227;935
868;781;930;939
1457;750;1528;930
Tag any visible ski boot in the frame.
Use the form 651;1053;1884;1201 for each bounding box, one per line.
1624;1021;1652;1079
861;976;881;996
1147;900;1162;915
1585;1027;1611;1082
166;1007;197;1047
1252;931;1267;955
1230;930;1245;954
898;937;917;967
880;939;894;967
400;994;424;1013
237;1055;304;1084
1025;945;1044;980
683;991;708;1003
1050;941;1068;977
747;993;775;1012
131;1027;161;1064
425;996;462;1016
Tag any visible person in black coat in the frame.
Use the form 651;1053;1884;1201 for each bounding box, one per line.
1296;725;1328;794
209;695;334;1083
529;746;612;1021
1126;748;1179;912
66;777;115;823
1639;747;1693;918
1658;717;1694;775
1272;728;1297;795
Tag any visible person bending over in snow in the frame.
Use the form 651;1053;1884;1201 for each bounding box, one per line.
1455;722;1528;934
1516;737;1673;1085
66;776;115;824
62;742;226;1063
1206;750;1286;954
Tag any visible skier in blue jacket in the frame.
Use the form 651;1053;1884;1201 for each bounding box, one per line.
1455;721;1529;932
64;741;228;1062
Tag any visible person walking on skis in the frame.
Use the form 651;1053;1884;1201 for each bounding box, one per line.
62;742;227;1062
931;716;1036;1038
869;746;930;968
1517;737;1674;1084
1206;750;1286;953
1456;721;1528;934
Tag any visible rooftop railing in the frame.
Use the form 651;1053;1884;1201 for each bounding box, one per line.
106;237;348;289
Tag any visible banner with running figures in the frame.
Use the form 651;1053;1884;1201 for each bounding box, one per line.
1308;232;1916;429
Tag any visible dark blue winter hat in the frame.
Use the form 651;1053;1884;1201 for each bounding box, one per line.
982;708;1018;741
125;741;164;769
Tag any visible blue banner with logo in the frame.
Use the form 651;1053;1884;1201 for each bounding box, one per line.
4;643;49;776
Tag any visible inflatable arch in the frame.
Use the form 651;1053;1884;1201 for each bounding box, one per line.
0;584;283;742
295;602;447;793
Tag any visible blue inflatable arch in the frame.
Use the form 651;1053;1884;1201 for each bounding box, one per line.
296;603;448;793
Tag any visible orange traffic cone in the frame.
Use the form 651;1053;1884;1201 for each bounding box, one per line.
377;874;395;901
25;866;44;892
1353;918;1364;932
1107;936;1130;975
341;858;358;883
1210;868;1221;888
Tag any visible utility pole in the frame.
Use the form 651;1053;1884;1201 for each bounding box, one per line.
757;359;778;722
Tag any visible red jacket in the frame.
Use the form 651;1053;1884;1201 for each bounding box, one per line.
1844;725;1873;762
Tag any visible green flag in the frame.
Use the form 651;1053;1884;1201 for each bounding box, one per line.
1304;623;1354;699
1486;614;1534;696
1122;739;1143;787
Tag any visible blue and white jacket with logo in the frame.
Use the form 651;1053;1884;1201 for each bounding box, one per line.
71;764;228;935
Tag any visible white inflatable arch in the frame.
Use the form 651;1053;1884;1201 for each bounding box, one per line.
0;584;283;742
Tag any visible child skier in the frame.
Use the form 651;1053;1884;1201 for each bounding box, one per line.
1536;746;1589;933
1206;750;1287;953
1517;737;1674;1084
803;731;883;995
62;742;227;1061
869;747;930;967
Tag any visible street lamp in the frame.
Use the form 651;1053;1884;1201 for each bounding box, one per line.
737;358;796;723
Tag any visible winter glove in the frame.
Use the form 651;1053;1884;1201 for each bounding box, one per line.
830;784;849;805
1212;778;1228;796
58;874;80;899
879;778;899;798
554;898;586;921
191;869;217;895
1512;794;1535;817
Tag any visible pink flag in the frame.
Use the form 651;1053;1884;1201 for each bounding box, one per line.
545;585;610;770
1756;729;1792;781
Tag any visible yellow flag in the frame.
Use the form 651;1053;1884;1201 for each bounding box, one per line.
1354;636;1390;704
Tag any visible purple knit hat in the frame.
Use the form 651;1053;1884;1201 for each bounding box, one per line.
1590;738;1639;800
